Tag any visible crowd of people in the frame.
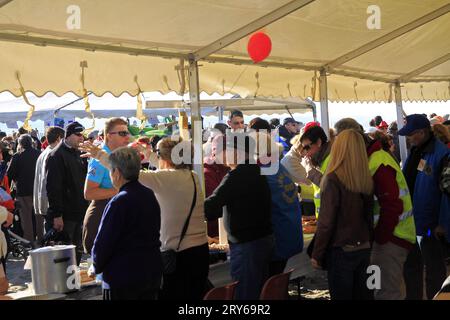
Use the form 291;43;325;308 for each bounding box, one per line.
0;110;449;300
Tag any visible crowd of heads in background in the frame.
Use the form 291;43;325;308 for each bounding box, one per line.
0;110;448;169
368;113;450;148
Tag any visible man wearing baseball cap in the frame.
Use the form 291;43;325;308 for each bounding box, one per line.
399;114;450;300
45;121;89;265
278;117;301;155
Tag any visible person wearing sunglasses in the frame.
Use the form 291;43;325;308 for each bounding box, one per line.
83;117;130;256
227;109;245;132
281;134;315;217
45;121;89;265
278;117;302;156
299;124;332;218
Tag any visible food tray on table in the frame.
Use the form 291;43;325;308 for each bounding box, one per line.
79;270;99;288
302;216;317;234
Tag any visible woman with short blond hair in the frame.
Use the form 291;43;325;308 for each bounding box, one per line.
311;129;374;300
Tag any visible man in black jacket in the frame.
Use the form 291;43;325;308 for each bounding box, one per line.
205;133;273;300
278;118;301;154
7;134;40;242
46;122;88;264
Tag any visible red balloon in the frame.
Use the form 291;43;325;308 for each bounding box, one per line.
247;32;272;63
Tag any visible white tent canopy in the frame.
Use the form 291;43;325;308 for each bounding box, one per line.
0;0;448;102
0;0;448;170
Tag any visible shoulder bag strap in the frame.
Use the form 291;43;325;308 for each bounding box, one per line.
176;171;197;251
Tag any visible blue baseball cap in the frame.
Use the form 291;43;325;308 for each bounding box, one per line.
398;114;430;136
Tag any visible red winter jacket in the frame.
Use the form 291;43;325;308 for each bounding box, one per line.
367;140;413;251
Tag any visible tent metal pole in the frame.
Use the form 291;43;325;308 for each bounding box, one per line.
319;69;330;137
394;82;408;166
53;92;93;118
217;106;224;122
188;59;205;190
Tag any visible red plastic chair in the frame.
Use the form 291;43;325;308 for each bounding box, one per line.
259;269;294;300
204;281;239;300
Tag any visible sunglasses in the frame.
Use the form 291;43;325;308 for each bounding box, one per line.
73;132;83;137
109;131;130;137
302;144;312;151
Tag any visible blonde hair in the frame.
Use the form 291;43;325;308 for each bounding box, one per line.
321;129;373;195
290;134;301;148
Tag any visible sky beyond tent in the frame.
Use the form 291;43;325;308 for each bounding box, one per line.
0;91;448;136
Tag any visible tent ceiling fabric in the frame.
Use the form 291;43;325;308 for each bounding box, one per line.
0;0;449;102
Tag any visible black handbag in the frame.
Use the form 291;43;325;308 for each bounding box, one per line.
161;172;197;275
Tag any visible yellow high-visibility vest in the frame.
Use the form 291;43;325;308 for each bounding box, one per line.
300;184;315;202
312;155;331;218
368;150;416;244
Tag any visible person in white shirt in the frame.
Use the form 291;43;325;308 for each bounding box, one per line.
33;126;65;242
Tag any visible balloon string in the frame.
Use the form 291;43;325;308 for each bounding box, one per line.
80;61;95;133
334;89;341;101
134;75;147;131
353;81;359;101
176;59;186;96
254;72;260;97
287;83;293;97
15;71;35;132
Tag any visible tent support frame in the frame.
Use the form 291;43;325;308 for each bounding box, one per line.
217;106;224;122
324;4;450;71
0;0;13;8
394;82;408;165
319;69;330;137
397;53;450;83
188;59;205;188
0;32;448;85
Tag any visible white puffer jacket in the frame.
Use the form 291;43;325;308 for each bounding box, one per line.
0;206;8;259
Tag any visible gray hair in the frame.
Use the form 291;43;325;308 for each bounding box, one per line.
108;146;141;181
334;118;364;135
